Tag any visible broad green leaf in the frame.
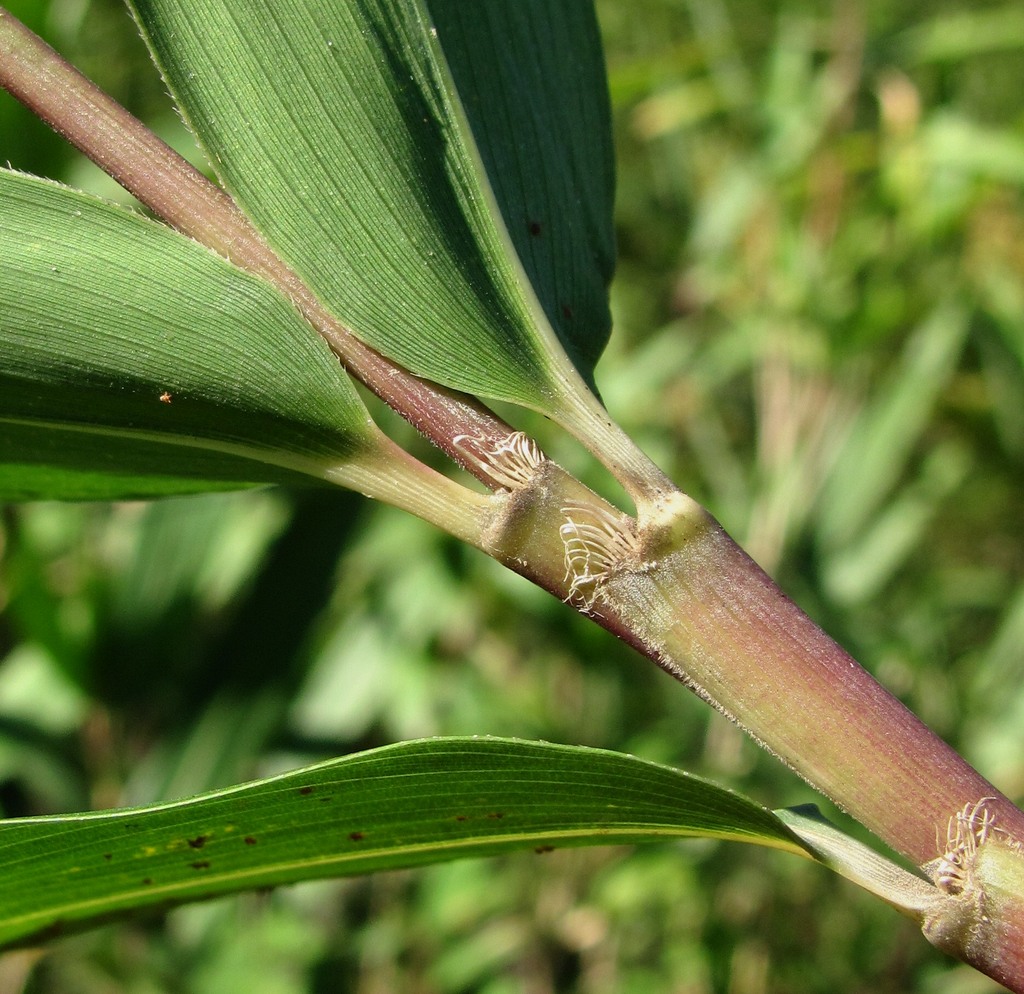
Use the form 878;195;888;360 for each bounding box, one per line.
429;0;616;379
0;737;811;947
129;0;610;413
0;171;377;500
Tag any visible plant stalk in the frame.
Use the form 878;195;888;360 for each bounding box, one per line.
612;496;1024;860
489;479;1024;988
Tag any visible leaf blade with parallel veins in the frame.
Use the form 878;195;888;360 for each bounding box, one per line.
128;0;613;413
0;170;378;499
0;737;812;948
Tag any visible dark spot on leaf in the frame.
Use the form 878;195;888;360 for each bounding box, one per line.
528;220;542;236
187;835;208;849
319;796;332;803
244;836;258;846
454;815;468;822
190;860;211;870
486;812;505;820
102;853;112;861
142;878;153;886
561;304;574;321
298;786;314;796
349;831;364;842
535;845;555;854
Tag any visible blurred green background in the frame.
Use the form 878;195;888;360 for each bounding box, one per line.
1;0;1023;990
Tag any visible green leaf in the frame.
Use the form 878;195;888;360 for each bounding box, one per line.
0;171;378;500
0;737;811;948
429;0;616;380
128;0;611;413
0;424;308;500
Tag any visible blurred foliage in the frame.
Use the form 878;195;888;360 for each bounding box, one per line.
1;0;1023;990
